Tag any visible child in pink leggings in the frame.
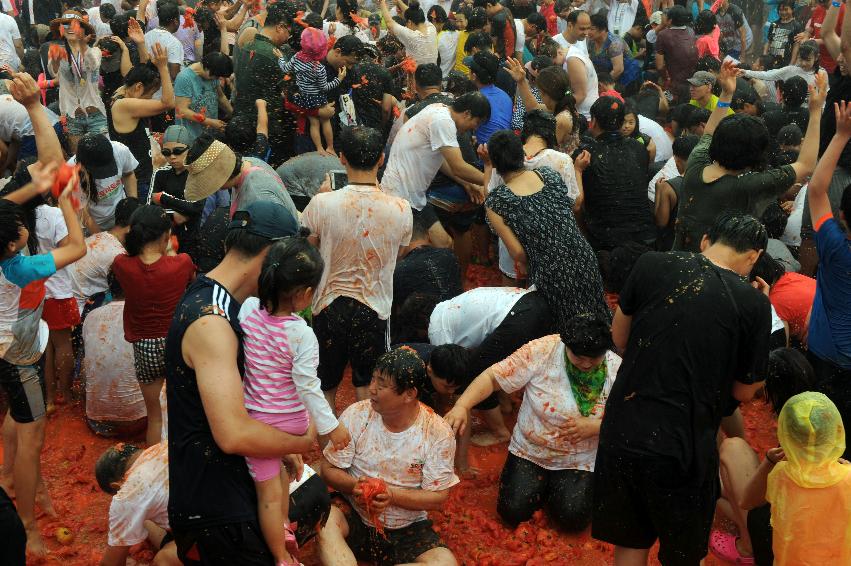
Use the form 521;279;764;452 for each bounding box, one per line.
241;237;350;566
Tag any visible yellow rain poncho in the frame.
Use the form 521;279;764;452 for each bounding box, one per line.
766;392;851;566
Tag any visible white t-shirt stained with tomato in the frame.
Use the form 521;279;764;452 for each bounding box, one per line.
492;335;620;472
107;442;169;547
381;104;459;211
323;400;459;530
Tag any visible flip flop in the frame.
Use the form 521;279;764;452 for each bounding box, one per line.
709;529;755;565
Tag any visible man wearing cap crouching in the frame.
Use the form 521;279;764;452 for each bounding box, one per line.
165;199;330;564
183;133;299;221
688;70;734;115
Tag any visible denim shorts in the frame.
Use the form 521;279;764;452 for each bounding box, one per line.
65;111;109;136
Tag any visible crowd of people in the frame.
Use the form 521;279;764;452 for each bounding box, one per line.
0;0;850;564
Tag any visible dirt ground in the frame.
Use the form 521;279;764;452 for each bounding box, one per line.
5;265;779;565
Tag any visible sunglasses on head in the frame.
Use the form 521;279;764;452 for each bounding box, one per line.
161;147;188;157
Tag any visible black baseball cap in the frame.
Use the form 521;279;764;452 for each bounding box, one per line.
76;134;118;180
228;201;299;240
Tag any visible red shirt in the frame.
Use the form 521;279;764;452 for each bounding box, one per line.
769;271;816;341
809;5;845;73
112;253;195;342
539;2;558;36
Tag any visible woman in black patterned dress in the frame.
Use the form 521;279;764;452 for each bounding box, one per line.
483;130;609;328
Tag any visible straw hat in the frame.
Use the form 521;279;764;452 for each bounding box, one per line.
184;140;238;202
50;10;96;38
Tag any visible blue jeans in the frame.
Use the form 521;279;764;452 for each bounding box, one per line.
65;111;108;137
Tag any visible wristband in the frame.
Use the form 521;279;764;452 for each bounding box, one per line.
716;100;731;108
833;2;841;8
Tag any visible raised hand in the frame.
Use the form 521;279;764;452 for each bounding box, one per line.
717;59;738;95
809;70;828;114
150;42;169;68
835;100;851;138
9;72;42;108
127;17;145;44
504;57;527;83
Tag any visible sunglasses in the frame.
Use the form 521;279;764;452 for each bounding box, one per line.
161;147;188;157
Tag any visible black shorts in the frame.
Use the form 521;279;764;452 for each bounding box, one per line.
173;520;273;566
411;203;440;230
0;357;45;423
342;503;446;566
592;449;719;565
313;296;389;390
433;204;479;235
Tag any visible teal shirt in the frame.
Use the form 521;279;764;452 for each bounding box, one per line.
174;66;220;140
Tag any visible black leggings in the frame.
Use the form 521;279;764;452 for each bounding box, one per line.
497;453;593;532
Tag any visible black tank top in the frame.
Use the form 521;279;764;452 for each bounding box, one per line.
110;98;153;186
165;275;257;530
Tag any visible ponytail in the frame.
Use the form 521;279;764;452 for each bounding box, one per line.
124;204;171;256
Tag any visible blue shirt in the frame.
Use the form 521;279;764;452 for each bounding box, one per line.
476;84;513;145
0;253;56;288
174;66;220;140
808;216;851;369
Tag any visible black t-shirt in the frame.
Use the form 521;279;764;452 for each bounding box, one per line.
820;72;851;169
393;246;463;313
599;252;771;481
166;275;256;530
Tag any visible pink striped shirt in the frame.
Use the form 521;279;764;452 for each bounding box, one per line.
240;301;339;435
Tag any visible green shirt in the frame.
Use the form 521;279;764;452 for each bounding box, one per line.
233;34;286;127
689;94;735;116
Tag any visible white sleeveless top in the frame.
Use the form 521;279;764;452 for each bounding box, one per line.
566;40;599;120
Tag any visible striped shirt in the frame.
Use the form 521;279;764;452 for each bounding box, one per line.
279;54;340;109
240;299;338;435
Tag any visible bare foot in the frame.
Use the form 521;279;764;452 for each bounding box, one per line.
471;431;510;447
323;147;337;157
36;485;58;518
25;524;48;558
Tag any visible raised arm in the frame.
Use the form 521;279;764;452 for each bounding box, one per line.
703;60;737;136
790;71;827;182
505;57;547;111
821;0;842;60
809;100;851;223
9;72;63;166
185;315;317;458
117;43;175;118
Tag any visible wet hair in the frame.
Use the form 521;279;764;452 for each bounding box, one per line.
521;109;558;147
123;63;161;92
622;102;642;137
0;158;41;254
125;205;171;256
404;1;426;24
590;95;625;131
596;242;651;293
777;123;803;146
779;76;808;108
779;0;796;9
266;0;297;27
706;212;768;253
114;197;142;228
464;30;493;54
338;126;385;170
560;313;613;358
596;71;615;87
798;40;819;71
95;443;142;495
467;7;488;31
669;103;696;134
224;115;257;155
487;129;525;176
694;10;716;35
555;0;573;14
202;51;233;78
374;347;429;397
393;292;440;342
695;55;721;73
589;12;608;31
536;66;579;124
766;348;816;415
428;4;449;25
667;4;691;26
258;237;324;314
410;213;431;241
526;12;547;33
414;63;443;89
158;2;180;26
672;134;700;159
110;13;132;38
445;71;476;96
841;183;851;222
0;199;26;257
761;201;789;239
685;108;711;130
99;3;116;21
709;114;769;170
451;91;492;121
489;11;516;58
430;344;474;386
333;34;363;56
224;229;274;258
750;250;785;286
566;8;587;25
